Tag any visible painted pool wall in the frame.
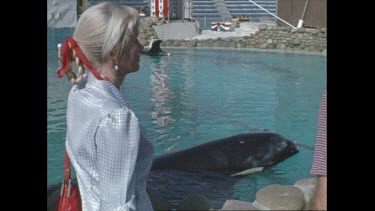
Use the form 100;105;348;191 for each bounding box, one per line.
153;22;201;40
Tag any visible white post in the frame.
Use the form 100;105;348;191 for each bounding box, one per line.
297;19;304;28
247;0;296;29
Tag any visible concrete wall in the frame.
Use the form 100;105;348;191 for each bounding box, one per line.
153;21;200;40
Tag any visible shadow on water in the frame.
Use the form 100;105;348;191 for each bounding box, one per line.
47;166;296;210
147;170;240;209
48;170;244;209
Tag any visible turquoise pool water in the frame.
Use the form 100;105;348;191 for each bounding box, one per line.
47;28;326;206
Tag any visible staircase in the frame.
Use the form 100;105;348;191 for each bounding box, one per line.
192;0;221;28
224;0;276;21
88;0;148;11
192;0;277;28
213;0;232;22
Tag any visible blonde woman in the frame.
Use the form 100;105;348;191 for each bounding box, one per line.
57;2;153;210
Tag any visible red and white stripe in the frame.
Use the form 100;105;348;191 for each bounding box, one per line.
311;88;327;176
150;0;168;17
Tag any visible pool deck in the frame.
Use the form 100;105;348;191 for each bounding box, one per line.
192;22;276;40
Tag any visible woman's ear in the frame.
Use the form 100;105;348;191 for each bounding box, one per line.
110;50;118;60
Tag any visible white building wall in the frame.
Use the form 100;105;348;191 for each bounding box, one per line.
183;0;192;19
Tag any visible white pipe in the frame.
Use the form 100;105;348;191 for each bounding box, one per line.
301;0;310;20
297;0;309;28
247;0;296;29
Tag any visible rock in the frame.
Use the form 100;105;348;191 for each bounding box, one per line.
255;184;305;210
297;27;306;33
294;177;318;209
311;29;320;35
176;194;213;210
291;38;301;45
258;24;268;31
259;42;268;49
221;200;259;210
143;18;154;27
276;43;286;50
281;26;292;32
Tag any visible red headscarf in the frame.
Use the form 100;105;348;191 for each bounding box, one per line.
57;37;109;81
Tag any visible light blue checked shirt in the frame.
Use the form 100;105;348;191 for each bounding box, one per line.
65;72;154;211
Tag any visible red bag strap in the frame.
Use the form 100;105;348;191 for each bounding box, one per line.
63;151;71;181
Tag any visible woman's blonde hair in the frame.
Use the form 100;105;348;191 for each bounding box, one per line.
62;2;139;84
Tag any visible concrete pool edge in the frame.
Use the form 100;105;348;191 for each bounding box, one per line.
159;46;326;57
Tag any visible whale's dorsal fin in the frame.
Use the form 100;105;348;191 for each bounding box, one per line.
149;39;164;54
230;167;264;177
